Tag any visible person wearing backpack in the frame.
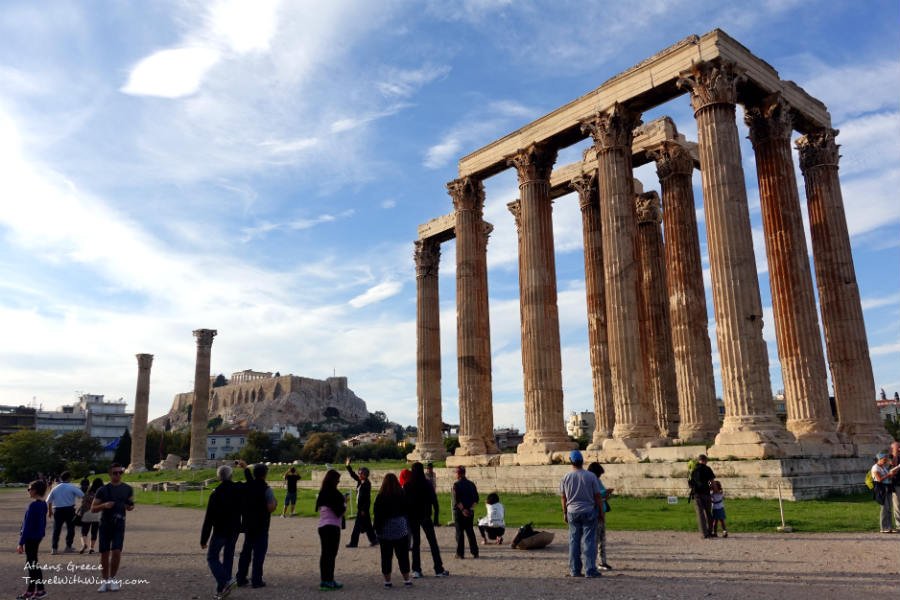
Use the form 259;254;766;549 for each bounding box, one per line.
871;452;900;533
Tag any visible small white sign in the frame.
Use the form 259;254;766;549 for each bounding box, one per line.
667;496;678;505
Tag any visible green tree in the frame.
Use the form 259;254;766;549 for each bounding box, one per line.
274;434;303;463
208;416;223;431
885;416;900;441
0;430;59;482
213;374;228;388
301;432;340;463
237;431;274;463
443;436;460;454
112;429;132;466
54;430;103;472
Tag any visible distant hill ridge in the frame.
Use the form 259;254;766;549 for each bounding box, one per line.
149;371;368;431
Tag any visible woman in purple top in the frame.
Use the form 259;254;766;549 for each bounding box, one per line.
315;469;346;591
17;479;49;599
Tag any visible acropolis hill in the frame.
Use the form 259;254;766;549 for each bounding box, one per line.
148;369;369;432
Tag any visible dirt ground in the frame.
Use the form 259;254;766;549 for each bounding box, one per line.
1;491;896;600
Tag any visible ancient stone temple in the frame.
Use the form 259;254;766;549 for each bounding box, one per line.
415;29;889;467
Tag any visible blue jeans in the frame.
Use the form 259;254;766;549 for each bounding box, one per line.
207;532;238;592
567;509;598;576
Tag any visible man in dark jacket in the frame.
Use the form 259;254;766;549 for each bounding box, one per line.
405;462;449;578
451;466;479;559
201;465;243;599
235;463;276;589
345;458;377;547
689;455;716;538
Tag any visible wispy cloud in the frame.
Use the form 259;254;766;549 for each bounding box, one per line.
424;100;538;169
239;209;355;242
349;281;403;308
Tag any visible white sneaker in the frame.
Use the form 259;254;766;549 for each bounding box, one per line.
411;571;423;579
108;581;121;592
97;581;109;593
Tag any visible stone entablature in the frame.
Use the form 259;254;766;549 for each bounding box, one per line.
231;369;273;384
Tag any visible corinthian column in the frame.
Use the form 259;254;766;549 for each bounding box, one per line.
678;60;797;458
126;353;153;473
506;143;574;460
571;172;615;448
635;191;679;438
745;96;850;456
796;128;891;454
408;238;448;462
582;104;661;457
448;178;498;458
649;142;719;442
187;329;217;468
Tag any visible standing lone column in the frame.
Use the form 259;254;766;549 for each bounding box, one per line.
506;143;575;460
649;142;719;442
796;128;891;454
127;353;153;473
678;60;797;458
187;328;217;468
582;103;661;457
571;172;615;449
409;239;448;462
448;178;498;459
635;191;679;439
745;96;850;456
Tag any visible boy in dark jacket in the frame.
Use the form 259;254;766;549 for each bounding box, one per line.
404;462;449;578
235;463;276;589
201;465;244;599
18;479;49;599
345;458;377;547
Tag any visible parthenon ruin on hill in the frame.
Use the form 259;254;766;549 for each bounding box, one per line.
409;29;891;466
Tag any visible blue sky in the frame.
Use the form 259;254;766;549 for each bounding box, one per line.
0;0;897;430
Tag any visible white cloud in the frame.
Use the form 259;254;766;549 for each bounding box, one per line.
862;293;900;311
377;64;450;98
121;47;222;99
208;0;280;54
871;342;900;356
349;281;403;308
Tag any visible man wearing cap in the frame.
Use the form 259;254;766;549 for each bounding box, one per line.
559;450;603;578
345;458;377;547
689;454;715;538
451;466;479;559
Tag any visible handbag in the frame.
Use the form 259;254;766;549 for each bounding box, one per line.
874;481;887;505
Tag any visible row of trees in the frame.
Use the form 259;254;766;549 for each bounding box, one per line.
230;432;410;464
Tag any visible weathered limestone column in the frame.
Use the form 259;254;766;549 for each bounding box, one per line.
796;128;891;454
649;142;720;442
745;96;851;456
678;60;798;458
126;353;153;473
634;191;679;438
448;178;498;459
571;172;615;449
408;238;447;462
506;143;575;460
187;328;217;468
582;104;662;457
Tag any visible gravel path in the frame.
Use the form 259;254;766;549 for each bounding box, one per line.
1;492;895;600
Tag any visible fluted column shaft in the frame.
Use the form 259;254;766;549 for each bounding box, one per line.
449;178;497;456
127;353;153;473
796;129;888;448
635;192;679;438
745;97;838;443
410;239;447;460
651;142;719;442
582;104;659;444
188;329;217;467
678;60;796;457
572;173;615;447
507;144;573;455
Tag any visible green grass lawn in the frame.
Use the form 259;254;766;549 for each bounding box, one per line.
128;484;881;533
